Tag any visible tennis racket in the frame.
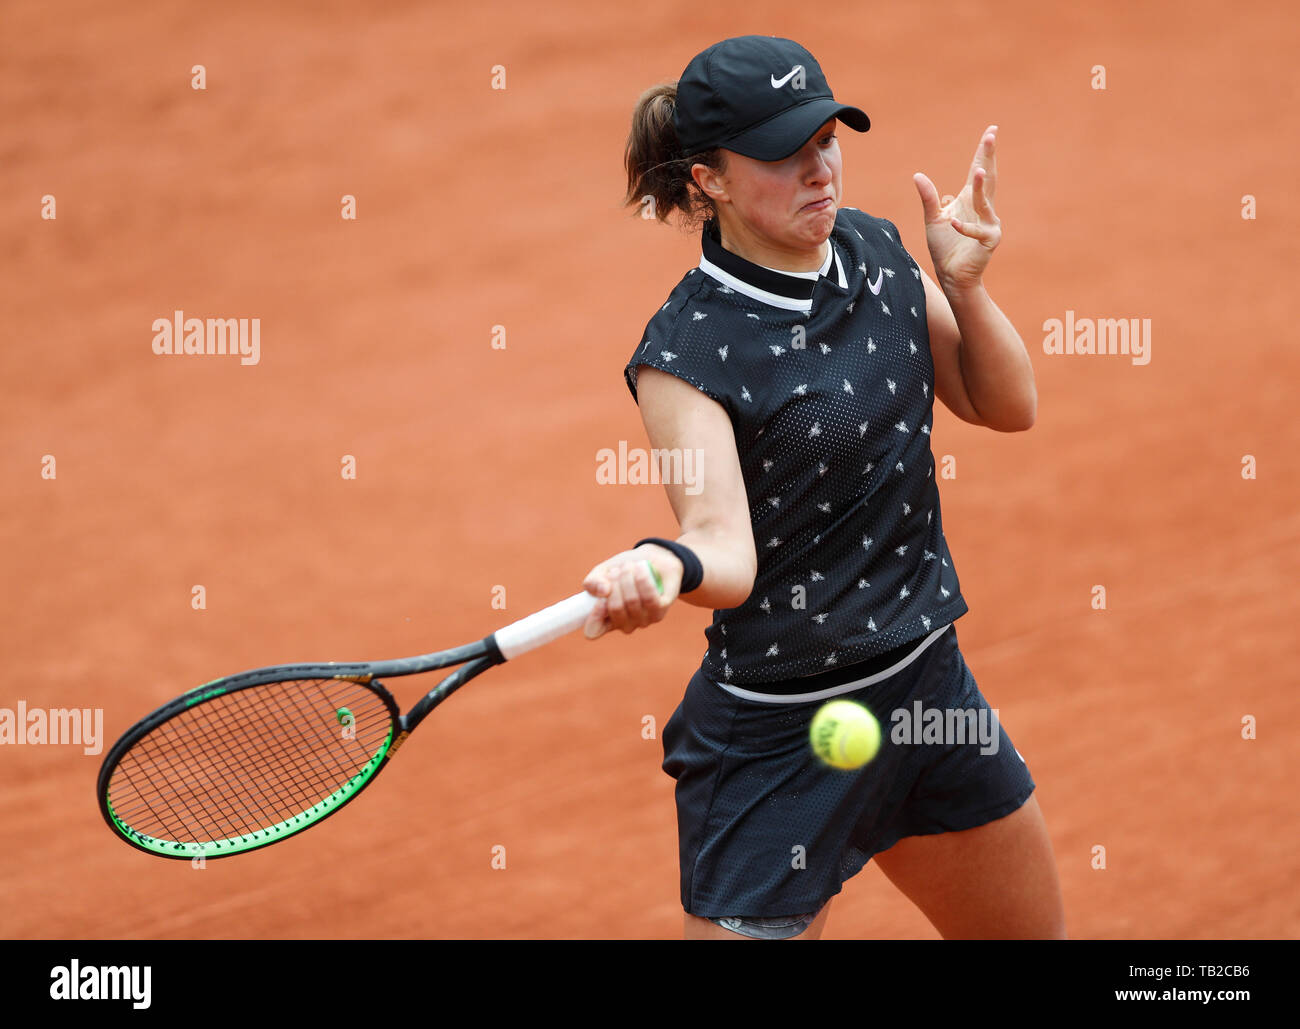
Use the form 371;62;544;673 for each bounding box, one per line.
97;565;661;860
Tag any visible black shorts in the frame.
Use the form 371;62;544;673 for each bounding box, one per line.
661;623;1035;919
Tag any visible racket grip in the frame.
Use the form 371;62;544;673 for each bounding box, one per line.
493;591;597;661
492;560;665;661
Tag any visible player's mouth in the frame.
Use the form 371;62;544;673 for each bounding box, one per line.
801;197;833;213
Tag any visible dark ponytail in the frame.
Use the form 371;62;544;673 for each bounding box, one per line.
623;81;726;229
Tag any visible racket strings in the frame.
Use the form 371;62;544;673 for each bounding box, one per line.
107;679;394;847
145;688;336;840
137;682;390;840
115;681;391;844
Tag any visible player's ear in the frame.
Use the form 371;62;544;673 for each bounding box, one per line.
690;160;728;203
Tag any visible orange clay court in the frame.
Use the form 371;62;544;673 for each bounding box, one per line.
0;0;1296;939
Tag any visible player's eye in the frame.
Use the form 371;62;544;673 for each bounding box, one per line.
819;132;838;146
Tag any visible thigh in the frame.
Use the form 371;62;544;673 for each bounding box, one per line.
872;793;1066;939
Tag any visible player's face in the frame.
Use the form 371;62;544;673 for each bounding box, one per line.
715;118;843;265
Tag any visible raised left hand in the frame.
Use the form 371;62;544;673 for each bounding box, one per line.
914;125;1002;295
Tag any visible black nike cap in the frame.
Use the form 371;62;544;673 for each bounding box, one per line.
674;36;870;161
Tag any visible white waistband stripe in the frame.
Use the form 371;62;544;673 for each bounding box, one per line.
709;623;952;705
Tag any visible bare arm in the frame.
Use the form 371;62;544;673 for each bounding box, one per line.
583;365;757;638
922;267;1037;432
915;125;1036;433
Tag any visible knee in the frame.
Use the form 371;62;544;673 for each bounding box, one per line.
684;903;828;940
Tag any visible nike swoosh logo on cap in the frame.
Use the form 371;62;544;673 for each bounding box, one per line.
770;65;803;88
867;268;884;295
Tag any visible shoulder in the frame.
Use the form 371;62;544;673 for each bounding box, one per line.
837;206;923;279
644;268;719;337
837;206;904;246
631;267;726;367
625;269;738;408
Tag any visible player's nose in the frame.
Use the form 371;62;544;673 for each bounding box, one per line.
800;147;833;182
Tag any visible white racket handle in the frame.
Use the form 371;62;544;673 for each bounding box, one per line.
491;560;664;661
492;591;598;661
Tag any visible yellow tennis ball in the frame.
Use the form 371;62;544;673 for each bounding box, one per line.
810;700;881;770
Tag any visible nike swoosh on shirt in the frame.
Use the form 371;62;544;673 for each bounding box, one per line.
867;268;884;295
770;66;803;88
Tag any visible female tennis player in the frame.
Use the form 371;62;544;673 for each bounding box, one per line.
582;35;1066;940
